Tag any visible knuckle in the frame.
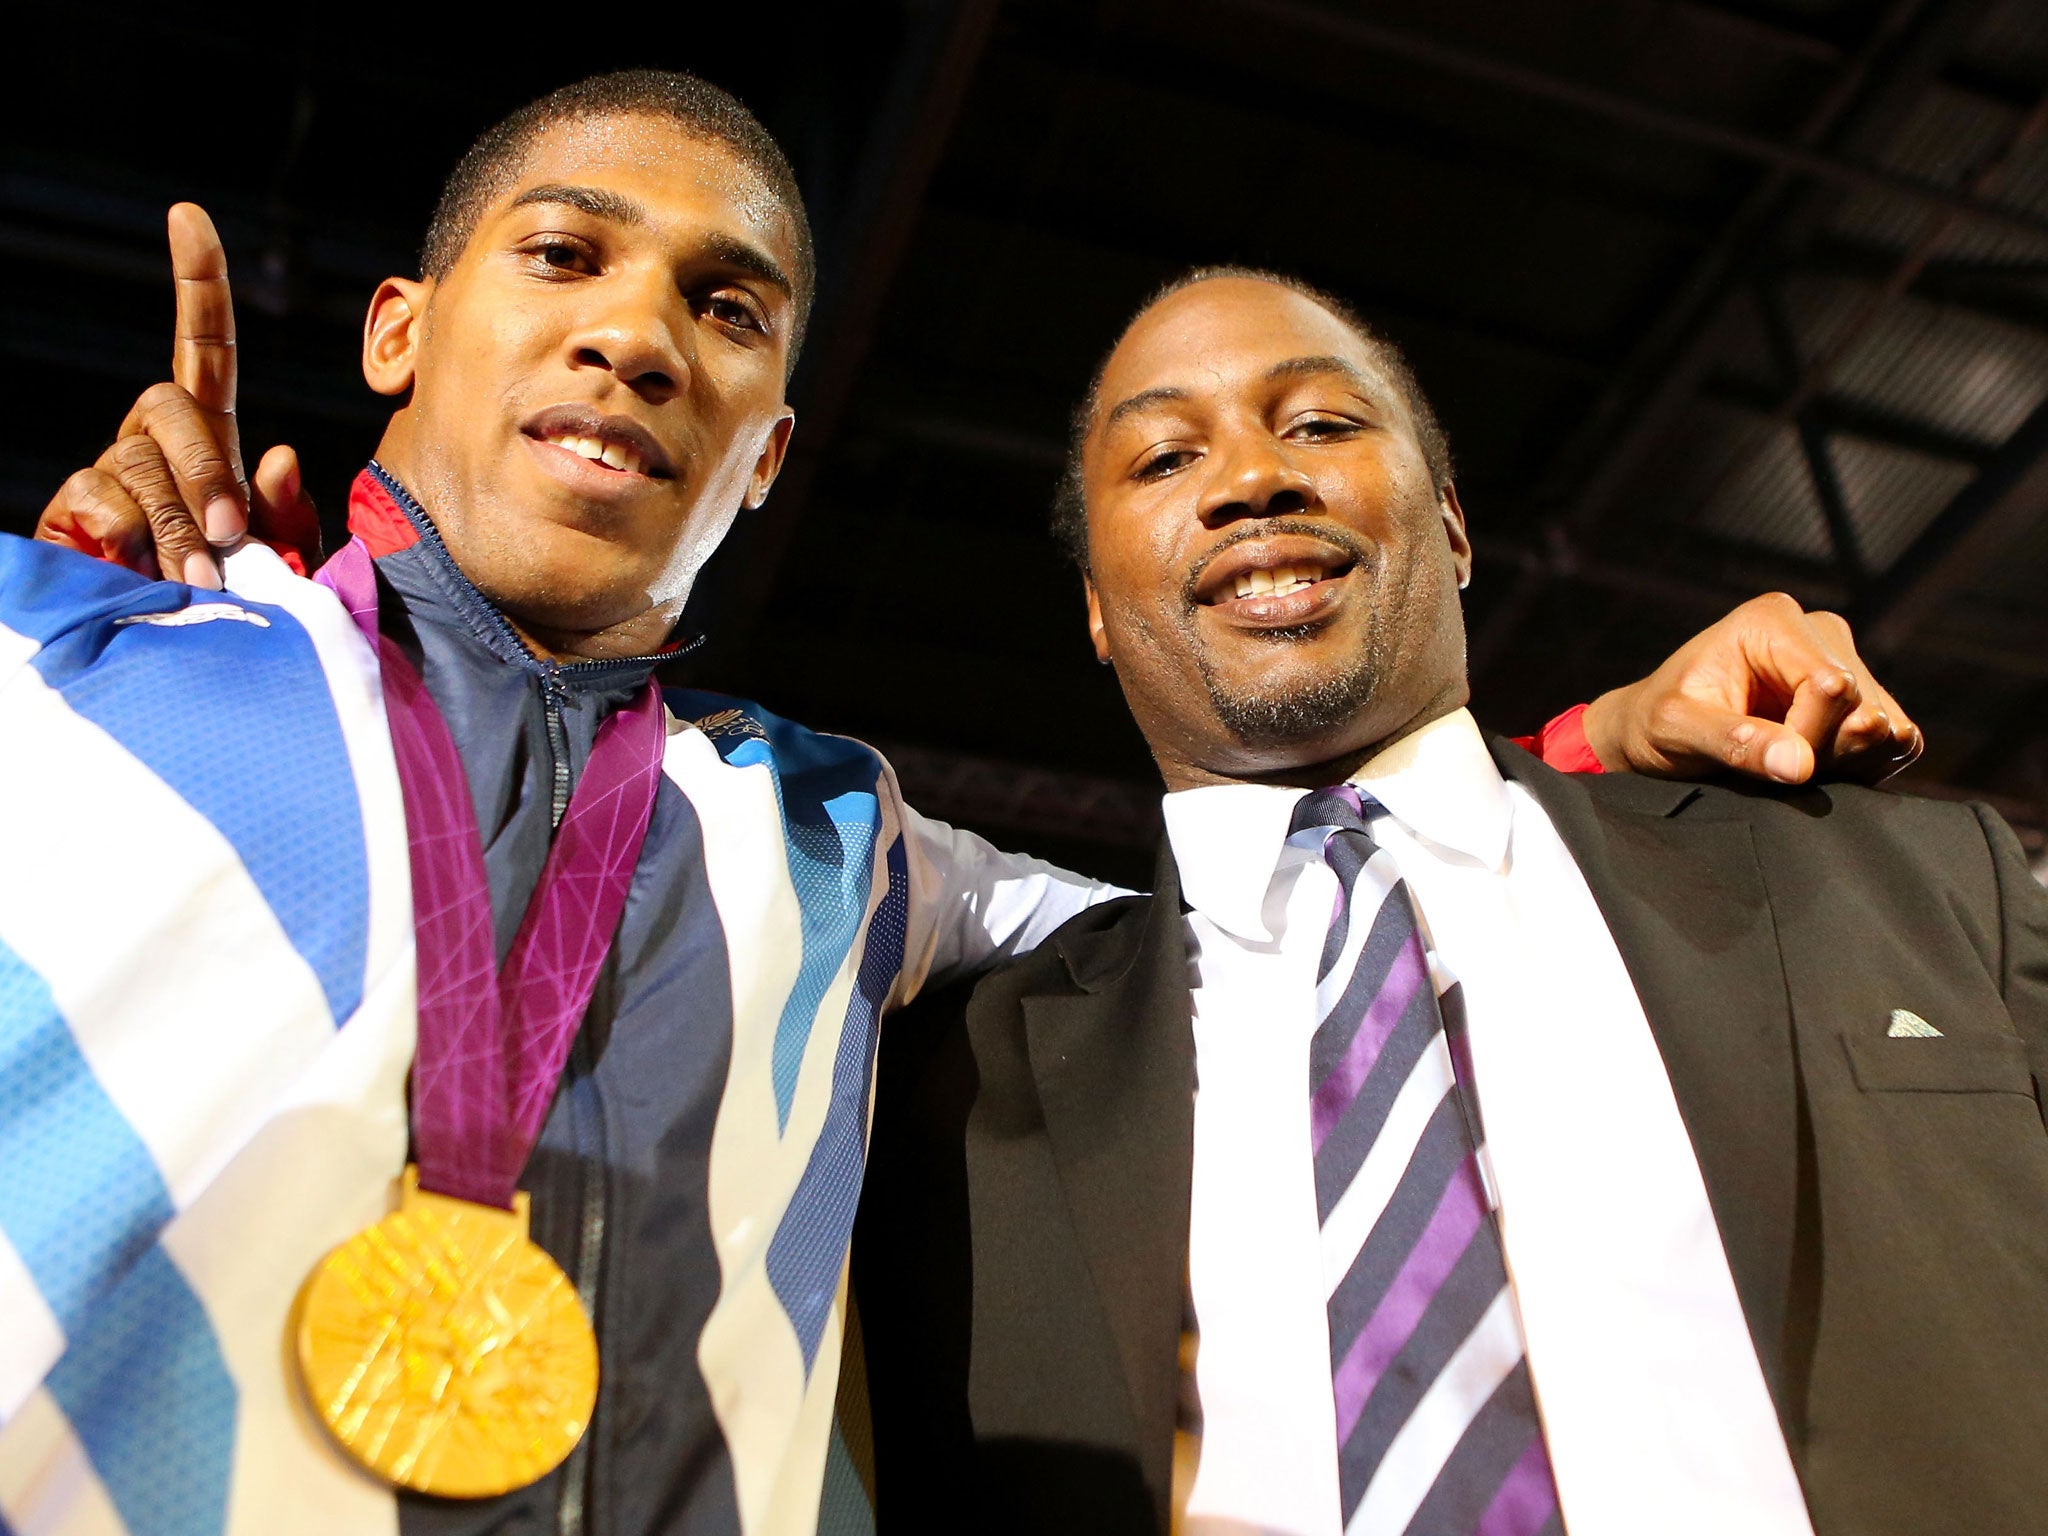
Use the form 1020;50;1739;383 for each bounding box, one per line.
1646;694;1691;738
172;438;230;484
142;506;204;557
136;380;193;413
60;466;107;501
107;432;163;473
1808;612;1856;653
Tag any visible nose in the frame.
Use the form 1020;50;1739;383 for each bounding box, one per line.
564;274;691;403
1196;430;1315;528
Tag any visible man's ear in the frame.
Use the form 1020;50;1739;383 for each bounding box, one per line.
362;277;431;397
1439;482;1474;591
743;410;796;510
1085;574;1113;665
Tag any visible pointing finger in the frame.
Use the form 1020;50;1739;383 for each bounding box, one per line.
1782;668;1859;755
169;203;236;413
166;203;246;516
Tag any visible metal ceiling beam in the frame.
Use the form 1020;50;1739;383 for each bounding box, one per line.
1665;0;1846;65
1853;392;2048;654
1633;79;2048;623
1221;0;2048;239
1701;377;2001;465
1465;0;1957;673
1798;236;2048;336
1466;0;1994;680
705;0;1001;643
1755;275;1870;586
1533;0;1968;533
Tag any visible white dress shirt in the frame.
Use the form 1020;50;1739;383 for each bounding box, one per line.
1164;708;1812;1536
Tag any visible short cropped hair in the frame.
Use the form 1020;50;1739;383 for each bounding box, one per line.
421;69;816;364
1050;265;1455;571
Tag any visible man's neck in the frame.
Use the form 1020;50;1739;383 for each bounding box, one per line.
369;439;684;665
503;606;684;664
1156;684;1468;793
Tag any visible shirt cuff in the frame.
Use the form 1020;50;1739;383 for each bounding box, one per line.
1511;703;1606;775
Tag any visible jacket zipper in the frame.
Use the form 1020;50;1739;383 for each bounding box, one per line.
543;672;573;830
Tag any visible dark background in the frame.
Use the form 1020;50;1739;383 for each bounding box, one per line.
9;0;2047;886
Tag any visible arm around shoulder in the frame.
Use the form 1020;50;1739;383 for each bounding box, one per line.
891;790;1133;1005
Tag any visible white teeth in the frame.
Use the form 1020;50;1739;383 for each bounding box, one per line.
1232;563;1322;600
544;433;646;474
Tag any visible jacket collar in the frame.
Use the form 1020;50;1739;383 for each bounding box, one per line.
348;462;700;690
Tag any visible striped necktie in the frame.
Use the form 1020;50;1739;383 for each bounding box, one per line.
1289;786;1561;1536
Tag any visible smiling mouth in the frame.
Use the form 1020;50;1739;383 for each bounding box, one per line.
1218;560;1348;602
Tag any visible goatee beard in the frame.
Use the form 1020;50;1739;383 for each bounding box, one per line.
1191;620;1390;749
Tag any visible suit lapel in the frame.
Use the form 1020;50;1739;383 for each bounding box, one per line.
1021;841;1195;1507
1492;740;1808;1436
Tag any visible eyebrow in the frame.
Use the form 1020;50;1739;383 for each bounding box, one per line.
1263;353;1375;391
507;186;792;298
1103;385;1192;432
697;230;793;298
1100;354;1378;434
509;183;651;227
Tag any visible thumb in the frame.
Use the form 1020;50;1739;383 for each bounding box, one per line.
250;444;324;573
1647;692;1816;783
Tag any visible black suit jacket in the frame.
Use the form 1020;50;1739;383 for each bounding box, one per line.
854;741;2048;1536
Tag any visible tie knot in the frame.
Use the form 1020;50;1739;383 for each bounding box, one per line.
1289;784;1375;839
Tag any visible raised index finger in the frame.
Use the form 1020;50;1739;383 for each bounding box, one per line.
167;204;239;427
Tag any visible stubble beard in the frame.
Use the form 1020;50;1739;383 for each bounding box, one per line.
1182;605;1392;750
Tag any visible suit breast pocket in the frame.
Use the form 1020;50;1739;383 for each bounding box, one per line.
1840;1031;2038;1097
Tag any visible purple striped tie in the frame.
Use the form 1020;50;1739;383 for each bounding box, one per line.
1290;786;1561;1536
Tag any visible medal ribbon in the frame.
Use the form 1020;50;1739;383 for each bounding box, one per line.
318;537;667;1209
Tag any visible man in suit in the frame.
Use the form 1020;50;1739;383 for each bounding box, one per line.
854;266;2048;1536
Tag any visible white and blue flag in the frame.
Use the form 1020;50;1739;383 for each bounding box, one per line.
0;534;1115;1536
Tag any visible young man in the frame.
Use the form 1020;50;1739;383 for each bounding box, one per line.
855;270;2048;1536
12;76;1915;1536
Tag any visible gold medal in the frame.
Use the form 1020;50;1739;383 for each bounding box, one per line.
293;1166;599;1498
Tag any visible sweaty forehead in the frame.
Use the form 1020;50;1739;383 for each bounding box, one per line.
1095;279;1388;425
493;113;793;253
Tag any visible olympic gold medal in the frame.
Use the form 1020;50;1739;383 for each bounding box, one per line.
294;1167;598;1498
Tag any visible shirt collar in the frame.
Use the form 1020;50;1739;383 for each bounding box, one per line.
1161;707;1511;943
1351;706;1512;872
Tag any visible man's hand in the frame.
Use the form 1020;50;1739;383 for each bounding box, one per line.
1582;594;1922;785
35;203;321;587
